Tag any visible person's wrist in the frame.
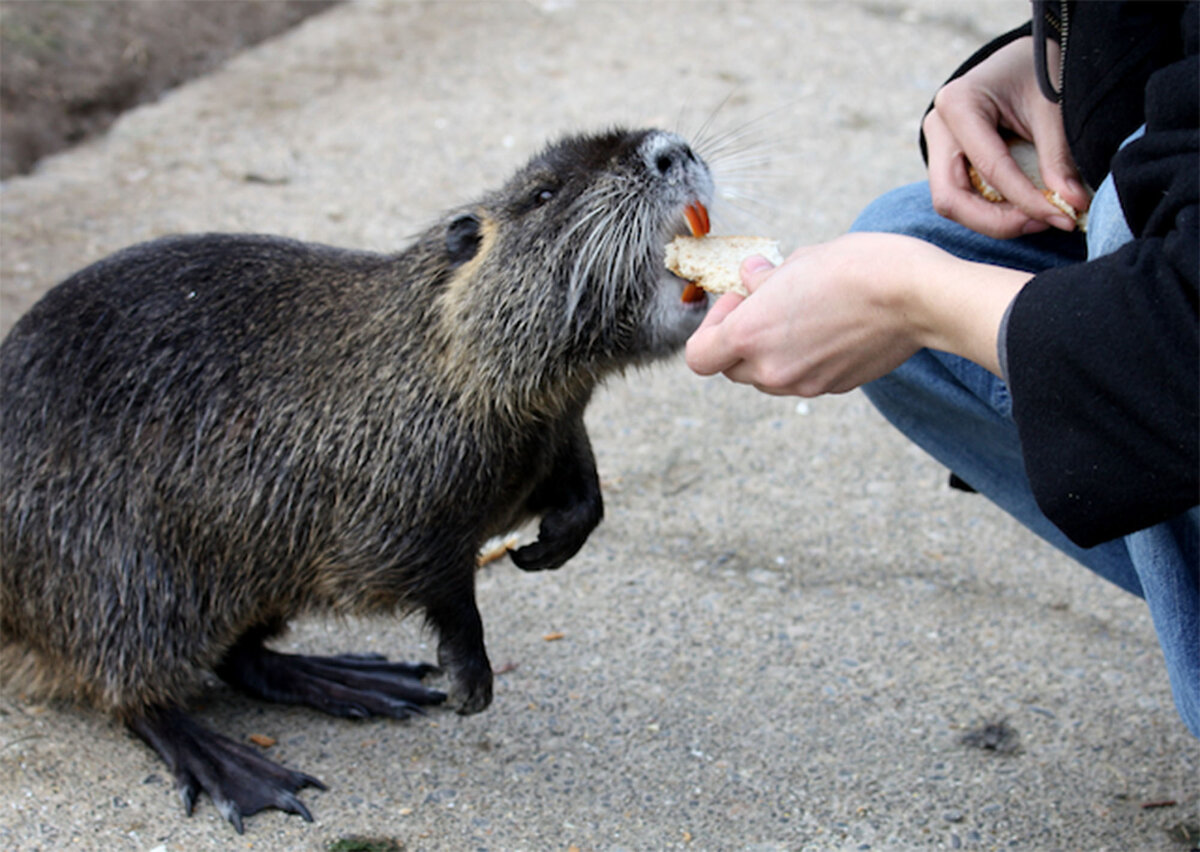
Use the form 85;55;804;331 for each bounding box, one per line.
913;250;1028;375
878;237;942;354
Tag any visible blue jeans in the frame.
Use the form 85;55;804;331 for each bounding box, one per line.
852;177;1199;737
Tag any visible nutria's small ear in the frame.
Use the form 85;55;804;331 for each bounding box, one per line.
445;214;482;266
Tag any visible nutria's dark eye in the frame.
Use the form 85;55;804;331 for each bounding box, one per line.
445;214;482;266
511;176;561;215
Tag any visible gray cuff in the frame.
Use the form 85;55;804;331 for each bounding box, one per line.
996;296;1016;382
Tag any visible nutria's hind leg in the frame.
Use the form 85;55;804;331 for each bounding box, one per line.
215;630;446;719
127;705;325;834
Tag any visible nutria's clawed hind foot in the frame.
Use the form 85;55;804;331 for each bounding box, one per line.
134;644;446;832
128;706;326;834
215;638;447;718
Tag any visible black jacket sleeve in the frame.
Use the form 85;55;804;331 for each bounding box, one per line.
1004;13;1199;548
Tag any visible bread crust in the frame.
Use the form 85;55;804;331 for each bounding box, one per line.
664;235;783;296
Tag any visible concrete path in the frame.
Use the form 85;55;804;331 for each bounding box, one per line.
2;2;1196;850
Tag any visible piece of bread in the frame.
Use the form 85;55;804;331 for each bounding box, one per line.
967;138;1089;231
664;235;784;297
476;533;520;567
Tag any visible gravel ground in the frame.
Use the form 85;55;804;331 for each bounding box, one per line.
1;2;1197;851
0;0;336;178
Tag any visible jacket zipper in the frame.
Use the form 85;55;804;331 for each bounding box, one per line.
1057;0;1069;99
1033;1;1066;103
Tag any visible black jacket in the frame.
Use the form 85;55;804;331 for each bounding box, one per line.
929;1;1198;548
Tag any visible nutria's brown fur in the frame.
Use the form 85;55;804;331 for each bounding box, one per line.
0;127;713;831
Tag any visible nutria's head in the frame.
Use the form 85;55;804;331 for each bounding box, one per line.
432;128;714;414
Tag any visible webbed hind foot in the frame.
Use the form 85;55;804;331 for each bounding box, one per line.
215;639;447;719
128;706;325;834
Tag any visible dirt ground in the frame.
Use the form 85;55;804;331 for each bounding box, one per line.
0;0;338;179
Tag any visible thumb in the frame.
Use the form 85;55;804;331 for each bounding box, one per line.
1029;110;1089;214
740;254;776;294
1036;142;1089;214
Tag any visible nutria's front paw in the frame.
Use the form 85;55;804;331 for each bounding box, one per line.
446;660;493;715
511;495;602;572
512;424;603;572
429;598;491;714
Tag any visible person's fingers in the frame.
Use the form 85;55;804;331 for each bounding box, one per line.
692;290;742;334
1026;100;1090;214
685;310;741;376
684;255;777;377
740;254;775;293
924;108;1044;239
933;78;1067;228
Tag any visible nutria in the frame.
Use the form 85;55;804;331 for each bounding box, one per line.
0;127;714;832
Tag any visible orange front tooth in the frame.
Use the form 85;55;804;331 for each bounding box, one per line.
697;201;710;235
684;204;704;237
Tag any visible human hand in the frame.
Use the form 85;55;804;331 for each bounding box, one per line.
924;36;1090;238
685;233;1031;396
686;235;927;396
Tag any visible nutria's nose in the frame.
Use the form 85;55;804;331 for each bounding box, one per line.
641;132;698;181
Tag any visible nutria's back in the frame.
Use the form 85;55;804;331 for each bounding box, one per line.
1;234;467;702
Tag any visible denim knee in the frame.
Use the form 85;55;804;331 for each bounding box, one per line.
850;182;1086;270
850;183;940;236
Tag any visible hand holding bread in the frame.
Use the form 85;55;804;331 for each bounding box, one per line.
967;137;1090;231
